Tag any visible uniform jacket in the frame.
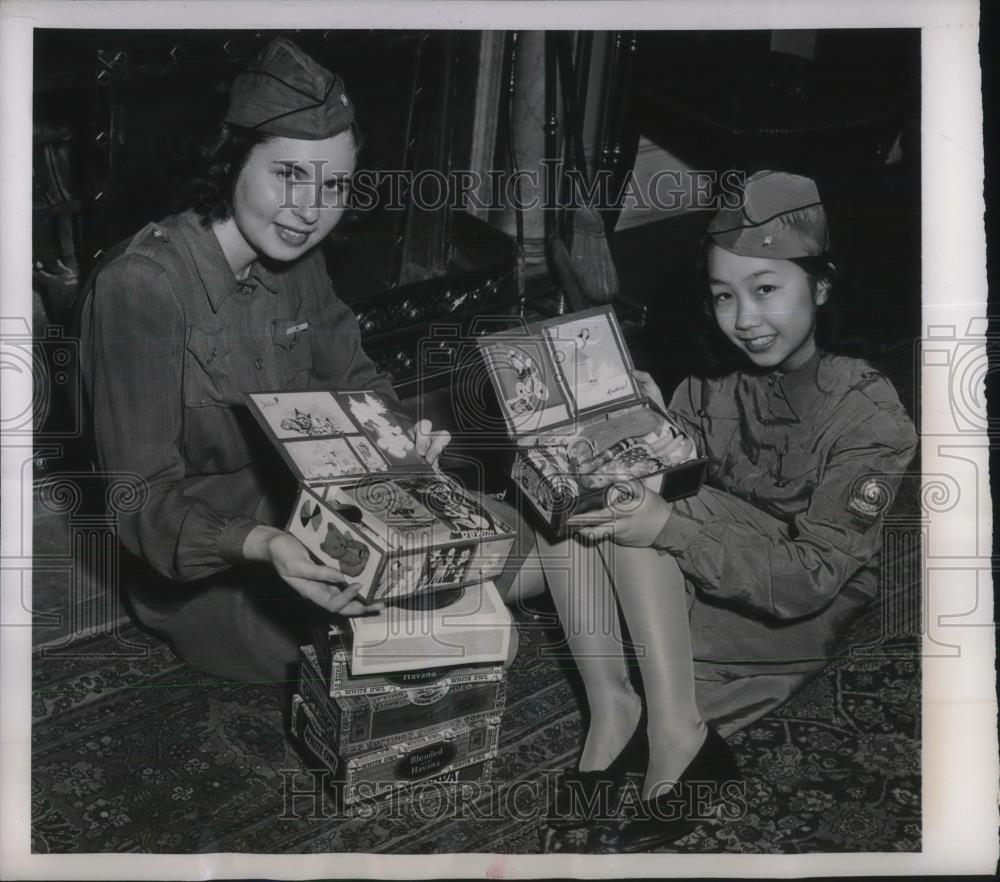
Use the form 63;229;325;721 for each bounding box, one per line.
654;349;918;672
79;209;399;584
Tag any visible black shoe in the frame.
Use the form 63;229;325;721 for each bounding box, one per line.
547;719;648;830
617;726;742;853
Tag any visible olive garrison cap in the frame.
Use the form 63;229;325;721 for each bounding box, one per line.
224;37;355;139
707;170;829;259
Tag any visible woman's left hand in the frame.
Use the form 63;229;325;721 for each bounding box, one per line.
412;419;452;467
569;479;673;547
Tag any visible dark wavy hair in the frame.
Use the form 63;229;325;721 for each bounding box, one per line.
694;238;845;375
178;120;365;227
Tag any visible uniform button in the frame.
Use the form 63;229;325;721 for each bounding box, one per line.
254;358;264;370
696;409;707;417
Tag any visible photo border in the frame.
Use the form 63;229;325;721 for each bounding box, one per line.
1;0;993;878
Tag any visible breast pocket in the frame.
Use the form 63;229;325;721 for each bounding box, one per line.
184;326;236;407
272;318;312;388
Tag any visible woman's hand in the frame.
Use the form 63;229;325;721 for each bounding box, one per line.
632;369;666;411
568;480;673;547
647;429;698;466
244;526;384;616
412;419;452;467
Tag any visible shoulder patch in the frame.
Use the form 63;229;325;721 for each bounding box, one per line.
845;472;893;529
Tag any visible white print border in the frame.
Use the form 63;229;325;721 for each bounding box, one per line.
0;0;993;879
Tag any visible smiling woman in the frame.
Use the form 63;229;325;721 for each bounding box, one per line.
707;250;829;373
542;170;918;851
76;37;453;683
215;133;358;272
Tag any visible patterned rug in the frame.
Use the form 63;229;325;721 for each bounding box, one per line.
32;600;920;854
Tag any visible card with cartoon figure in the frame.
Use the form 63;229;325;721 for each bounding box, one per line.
244;388;430;483
478;338;571;434
345;480;439;530
543;311;637;413
372;554;428;602
290;489;385;593
416;542;476;591
395;475;512;540
246;390;357;440
283;437;366;482
337;391;426;467
476;306;641;436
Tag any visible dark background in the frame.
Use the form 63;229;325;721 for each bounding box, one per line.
32;27;924;486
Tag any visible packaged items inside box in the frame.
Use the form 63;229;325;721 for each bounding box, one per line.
477;306;708;533
243;388;515;602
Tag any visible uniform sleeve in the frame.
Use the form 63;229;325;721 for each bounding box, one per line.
82;255;259;582
306;275;414;423
652;408;918;620
666;377;707;455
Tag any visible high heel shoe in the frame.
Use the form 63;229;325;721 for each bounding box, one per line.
616;726;742;852
546;719;649;830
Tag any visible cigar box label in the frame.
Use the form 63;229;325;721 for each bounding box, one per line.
309;639;505;698
385;669;451;689
394;741;457;780
352;680;506;744
347;717;500;777
405;683;451;706
303;674;505;754
344;758;494;817
290;694;341;778
293;693;500;806
345;741;498;804
300;645;506;755
299;661;344;737
303;717;342;778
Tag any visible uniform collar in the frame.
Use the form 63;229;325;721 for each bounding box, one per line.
176;211;278;312
758;349;824;422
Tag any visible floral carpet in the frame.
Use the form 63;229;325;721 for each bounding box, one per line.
31;596;920;855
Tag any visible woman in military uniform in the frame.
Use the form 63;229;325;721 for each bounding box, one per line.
545;171;918;850
78;38;467;683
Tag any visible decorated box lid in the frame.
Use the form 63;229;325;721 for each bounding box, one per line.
476;306;644;441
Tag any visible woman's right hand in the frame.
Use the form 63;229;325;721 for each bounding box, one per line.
245;526;384;616
647;429;698;466
632;370;666;411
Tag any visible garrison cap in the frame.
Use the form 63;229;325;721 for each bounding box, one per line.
224;37;354;139
707;170;829;258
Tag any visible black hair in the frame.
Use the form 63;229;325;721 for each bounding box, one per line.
694;237;846;375
179;123;272;225
177;120;366;227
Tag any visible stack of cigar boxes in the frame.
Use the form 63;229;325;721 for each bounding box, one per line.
291;581;512;811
